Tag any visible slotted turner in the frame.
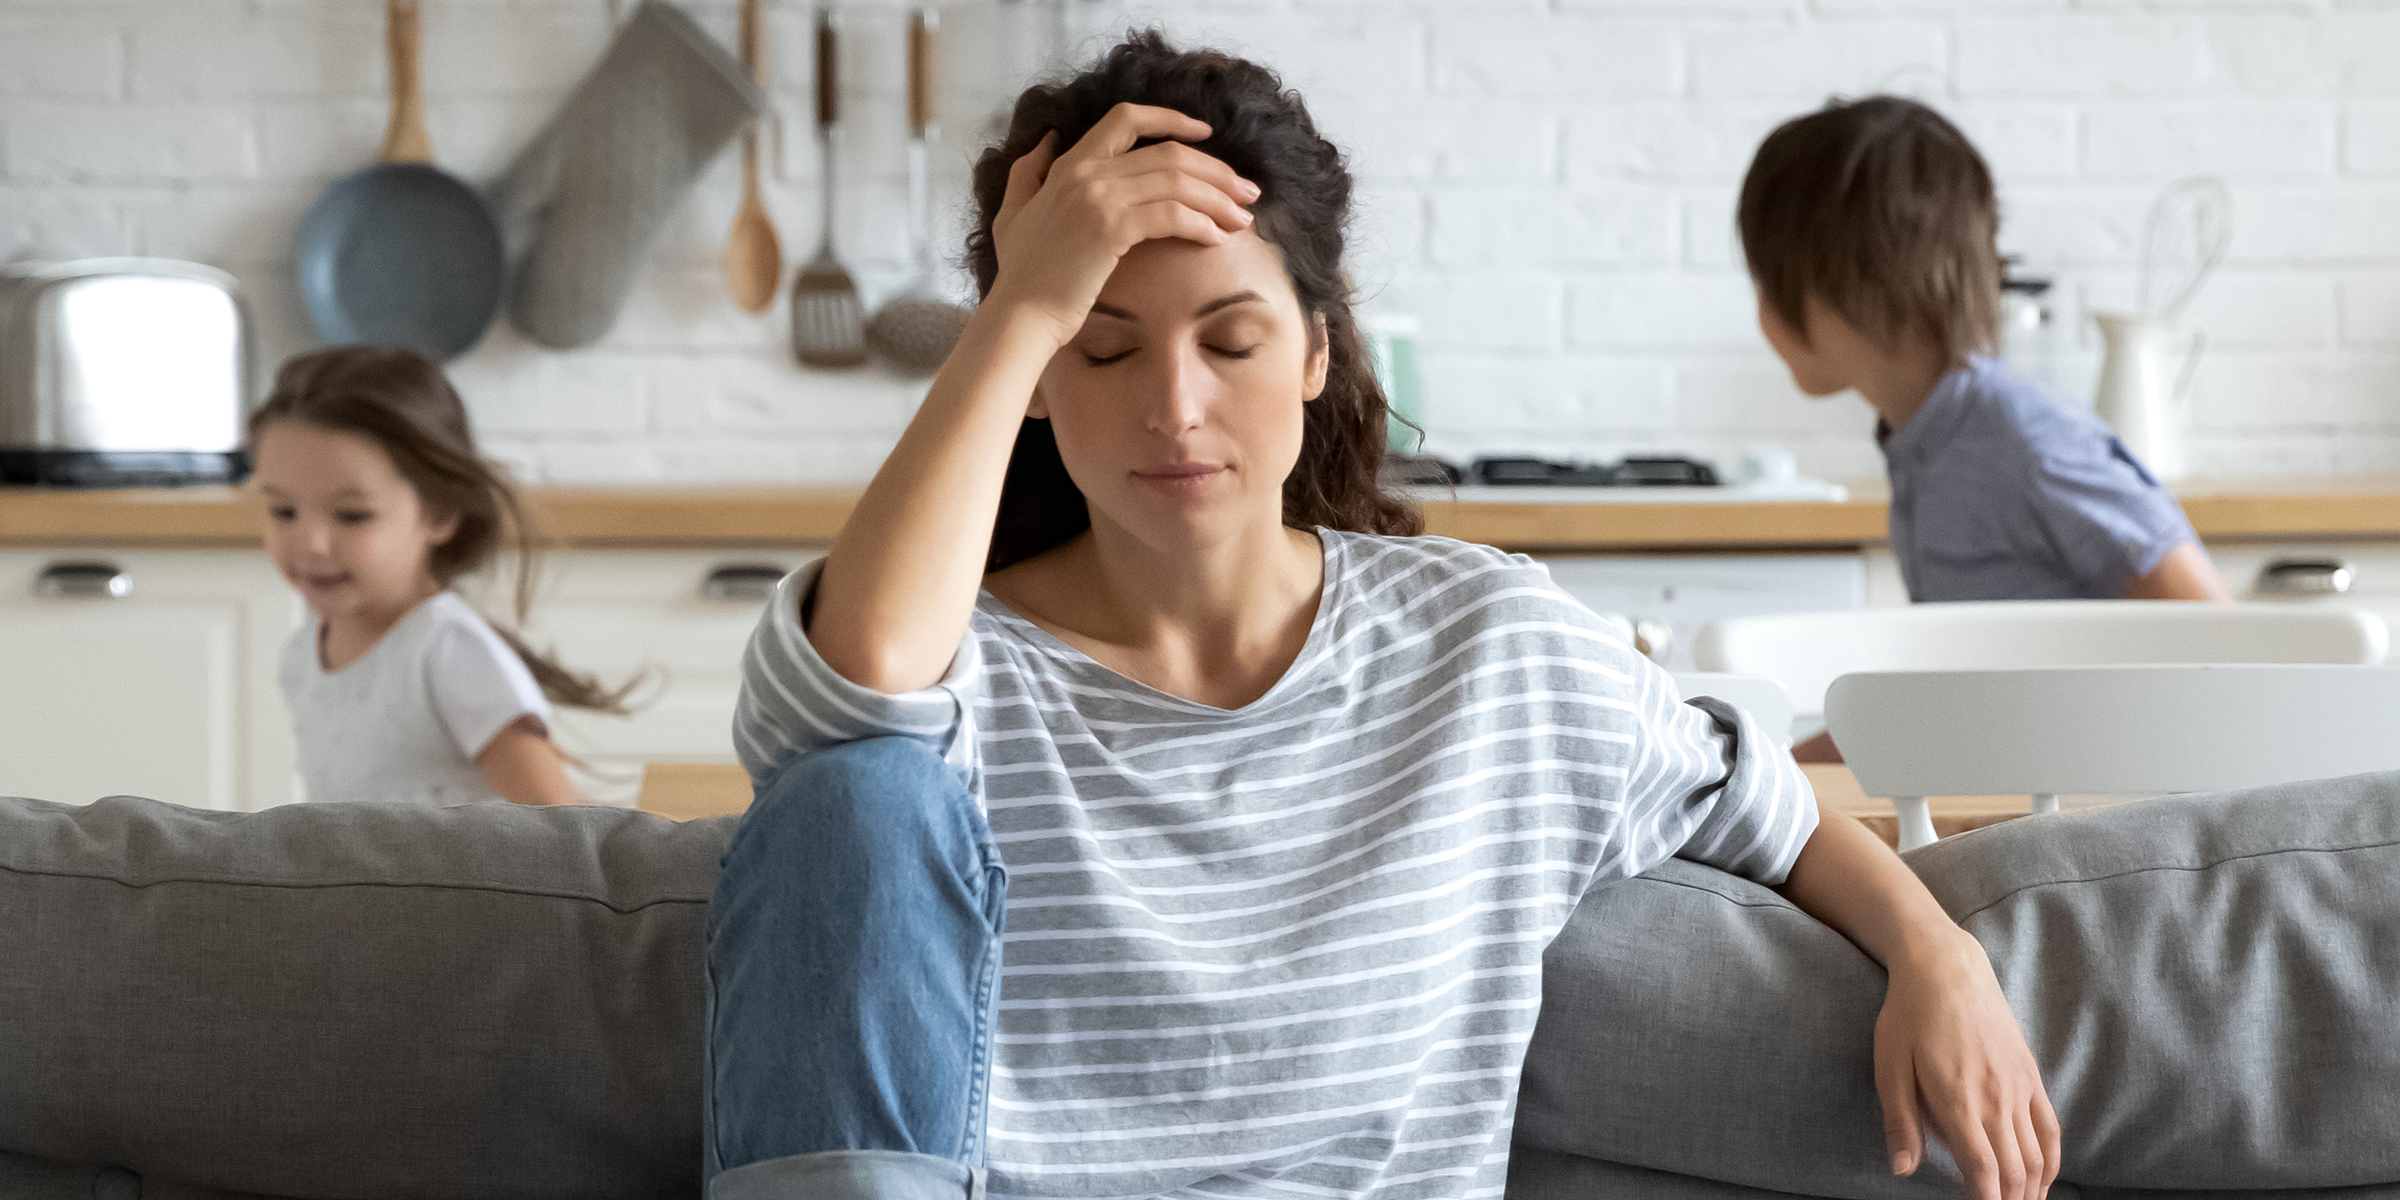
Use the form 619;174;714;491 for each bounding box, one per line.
792;6;867;368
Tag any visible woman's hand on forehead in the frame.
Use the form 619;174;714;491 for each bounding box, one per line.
986;102;1263;350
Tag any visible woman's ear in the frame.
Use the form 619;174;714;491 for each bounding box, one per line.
1302;313;1330;402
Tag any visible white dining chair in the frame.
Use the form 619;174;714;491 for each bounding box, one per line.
1694;601;2391;725
1825;664;2400;850
1671;672;1795;749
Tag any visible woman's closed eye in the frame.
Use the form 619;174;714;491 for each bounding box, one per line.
1078;344;1260;367
267;504;297;522
334;508;375;526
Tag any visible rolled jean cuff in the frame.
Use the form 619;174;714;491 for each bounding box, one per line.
709;1149;984;1200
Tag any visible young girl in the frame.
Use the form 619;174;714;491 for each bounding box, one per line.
248;346;631;807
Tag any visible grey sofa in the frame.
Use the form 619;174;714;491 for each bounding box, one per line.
4;772;2397;1200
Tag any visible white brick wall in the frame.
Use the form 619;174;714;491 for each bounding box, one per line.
4;0;2398;484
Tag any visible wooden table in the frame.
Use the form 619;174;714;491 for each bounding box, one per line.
1803;764;2029;847
638;760;2029;850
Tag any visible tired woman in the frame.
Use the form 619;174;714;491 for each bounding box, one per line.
705;32;2058;1200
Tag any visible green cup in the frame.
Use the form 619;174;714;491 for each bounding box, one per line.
1360;312;1424;454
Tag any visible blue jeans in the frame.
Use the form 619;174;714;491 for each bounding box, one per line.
704;738;1007;1200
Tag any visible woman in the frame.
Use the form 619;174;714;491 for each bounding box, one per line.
706;32;2058;1200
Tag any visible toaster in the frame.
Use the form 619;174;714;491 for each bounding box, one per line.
0;258;253;487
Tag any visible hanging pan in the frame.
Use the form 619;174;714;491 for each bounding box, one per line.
294;0;503;361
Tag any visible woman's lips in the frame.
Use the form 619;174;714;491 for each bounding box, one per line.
300;572;352;590
1132;463;1226;496
1137;463;1221;478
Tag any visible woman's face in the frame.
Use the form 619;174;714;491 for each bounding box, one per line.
1033;225;1329;553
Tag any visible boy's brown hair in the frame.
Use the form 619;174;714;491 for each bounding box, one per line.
1737;95;2000;364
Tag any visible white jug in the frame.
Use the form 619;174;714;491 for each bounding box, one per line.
2091;311;2203;481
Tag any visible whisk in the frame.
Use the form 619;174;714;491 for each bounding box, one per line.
2137;176;2232;325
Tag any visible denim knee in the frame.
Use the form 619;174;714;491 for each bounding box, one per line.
729;737;985;883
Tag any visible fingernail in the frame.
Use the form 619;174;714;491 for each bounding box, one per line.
1242;180;1262;198
1891;1152;1912;1176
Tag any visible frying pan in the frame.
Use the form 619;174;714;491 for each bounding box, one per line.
294;0;502;361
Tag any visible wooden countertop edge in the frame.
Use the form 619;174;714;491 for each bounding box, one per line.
7;480;2400;550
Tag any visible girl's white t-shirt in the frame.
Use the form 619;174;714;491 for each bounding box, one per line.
279;591;551;806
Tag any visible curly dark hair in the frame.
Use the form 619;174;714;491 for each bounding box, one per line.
966;29;1421;572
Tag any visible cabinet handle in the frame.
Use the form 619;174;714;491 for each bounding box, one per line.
1631;618;1673;665
34;560;132;599
700;563;788;603
2255;556;2354;598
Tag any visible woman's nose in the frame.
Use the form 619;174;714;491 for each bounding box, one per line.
1145;343;1210;435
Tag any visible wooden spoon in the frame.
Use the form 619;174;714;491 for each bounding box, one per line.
725;0;783;314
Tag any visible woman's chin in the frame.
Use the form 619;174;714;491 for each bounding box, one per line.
1104;480;1275;550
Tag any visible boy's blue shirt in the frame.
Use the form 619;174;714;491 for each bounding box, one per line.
1879;354;2198;602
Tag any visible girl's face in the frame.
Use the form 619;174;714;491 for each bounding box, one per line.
1033;225;1329;553
253;422;459;622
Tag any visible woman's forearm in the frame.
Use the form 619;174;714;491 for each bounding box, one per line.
809;301;1063;693
1775;805;1978;971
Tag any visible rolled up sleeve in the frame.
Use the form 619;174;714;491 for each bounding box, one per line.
1611;660;1819;888
731;560;983;787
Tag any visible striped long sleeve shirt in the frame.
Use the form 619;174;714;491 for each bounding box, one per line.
734;530;1818;1200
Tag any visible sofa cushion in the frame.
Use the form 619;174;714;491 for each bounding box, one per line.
0;795;733;1200
1915;771;2400;1191
1516;770;2400;1197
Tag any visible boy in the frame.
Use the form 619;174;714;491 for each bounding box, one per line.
1737;96;2225;604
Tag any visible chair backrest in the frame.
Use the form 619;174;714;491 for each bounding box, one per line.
1826;664;2400;799
1695;601;2390;717
1670;672;1794;746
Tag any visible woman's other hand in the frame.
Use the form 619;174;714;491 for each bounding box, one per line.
1876;930;2061;1200
1775;808;2061;1200
985;103;1260;348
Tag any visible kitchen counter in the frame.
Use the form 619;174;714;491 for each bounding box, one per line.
5;476;2399;551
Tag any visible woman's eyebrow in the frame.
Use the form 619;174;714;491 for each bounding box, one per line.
1087;291;1265;324
1194;291;1264;317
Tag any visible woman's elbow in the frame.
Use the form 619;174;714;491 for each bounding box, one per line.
809;627;948;695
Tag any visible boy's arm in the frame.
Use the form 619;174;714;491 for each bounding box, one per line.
2125;541;2228;601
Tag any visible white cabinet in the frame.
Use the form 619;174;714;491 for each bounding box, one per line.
0;550;299;811
0;547;819;812
1535;553;1867;671
459;550;822;804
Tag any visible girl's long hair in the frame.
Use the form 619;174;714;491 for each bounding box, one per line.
247;346;637;714
966;29;1423;572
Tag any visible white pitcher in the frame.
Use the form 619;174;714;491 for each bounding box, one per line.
2091;311;2204;481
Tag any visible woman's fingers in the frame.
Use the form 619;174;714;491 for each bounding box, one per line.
1121;200;1239;249
2033;1088;2063;1191
1114;139;1261;206
1090;168;1256;238
2015;1106;2049;1200
995;131;1060;234
1062;101;1214;164
1874;1044;1924;1175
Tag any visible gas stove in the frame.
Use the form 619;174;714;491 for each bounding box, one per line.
1382;454;1847;503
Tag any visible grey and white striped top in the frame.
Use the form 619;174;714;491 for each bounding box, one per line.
735;530;1818;1200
